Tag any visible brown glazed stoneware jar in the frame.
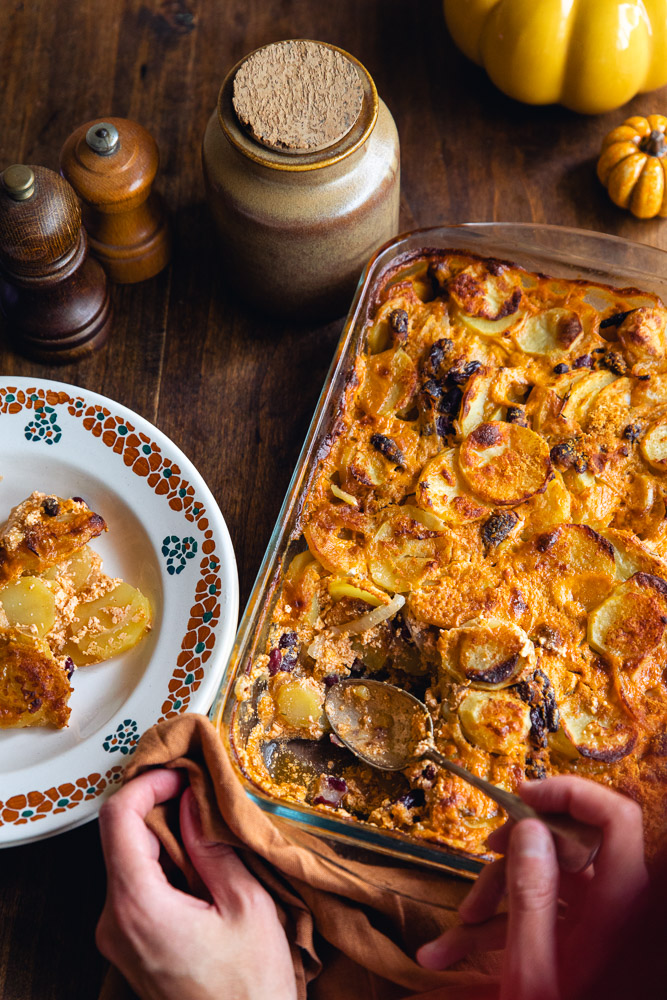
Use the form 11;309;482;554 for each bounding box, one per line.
202;40;400;320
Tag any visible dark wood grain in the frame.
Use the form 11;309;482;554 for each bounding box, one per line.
0;166;80;268
1;1;667;996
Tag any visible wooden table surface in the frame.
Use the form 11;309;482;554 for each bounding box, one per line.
1;1;667;996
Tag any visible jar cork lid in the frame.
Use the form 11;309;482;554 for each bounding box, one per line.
232;40;364;153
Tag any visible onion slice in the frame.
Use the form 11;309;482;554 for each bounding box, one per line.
330;483;358;506
307;594;405;658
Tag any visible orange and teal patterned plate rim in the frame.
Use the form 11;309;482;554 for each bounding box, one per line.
0;378;238;846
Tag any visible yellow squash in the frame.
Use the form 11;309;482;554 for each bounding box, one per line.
597;115;667;218
443;0;667;115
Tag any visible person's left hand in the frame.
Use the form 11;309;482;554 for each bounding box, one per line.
96;768;297;1000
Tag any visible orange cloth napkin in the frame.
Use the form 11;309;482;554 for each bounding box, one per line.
99;714;500;1000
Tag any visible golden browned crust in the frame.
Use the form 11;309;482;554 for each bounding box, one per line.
0;627;71;728
231;251;667;858
0;492;106;586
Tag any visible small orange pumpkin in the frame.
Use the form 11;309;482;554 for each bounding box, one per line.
597;115;667;219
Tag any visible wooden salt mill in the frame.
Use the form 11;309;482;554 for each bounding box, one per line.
0;164;113;362
60;118;170;283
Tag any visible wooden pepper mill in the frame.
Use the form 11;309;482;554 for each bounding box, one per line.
0;164;113;362
60;117;171;283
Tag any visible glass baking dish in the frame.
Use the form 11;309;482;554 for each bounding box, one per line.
210;222;667;878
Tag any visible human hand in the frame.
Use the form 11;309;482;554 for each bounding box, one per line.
416;776;648;1000
96;769;297;1000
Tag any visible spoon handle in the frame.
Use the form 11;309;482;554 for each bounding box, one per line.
423;747;601;874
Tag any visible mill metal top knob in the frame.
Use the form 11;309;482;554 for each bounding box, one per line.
85;122;120;156
2;164;36;201
60;116;171;284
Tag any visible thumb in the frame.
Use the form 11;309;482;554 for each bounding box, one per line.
501;819;560;1000
179;786;261;914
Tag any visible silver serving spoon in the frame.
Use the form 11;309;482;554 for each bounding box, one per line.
324;677;601;874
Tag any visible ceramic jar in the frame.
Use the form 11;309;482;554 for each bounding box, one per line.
202;40;400;320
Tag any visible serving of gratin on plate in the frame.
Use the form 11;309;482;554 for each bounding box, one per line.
218;224;667;869
0;491;152;729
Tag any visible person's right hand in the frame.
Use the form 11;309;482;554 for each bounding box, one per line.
417;775;649;1000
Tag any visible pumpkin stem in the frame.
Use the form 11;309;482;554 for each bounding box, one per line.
640;129;667;157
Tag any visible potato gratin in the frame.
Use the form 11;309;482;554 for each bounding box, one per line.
232;251;667;858
0;492;152;729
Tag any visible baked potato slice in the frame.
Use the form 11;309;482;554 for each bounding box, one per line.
487;368;531;408
641;417;667;471
0;577;56;639
304;505;371;580
559;371;617;427
587;572;667;664
459;422;552;506
529;523;616;611
416;449;489;525
458;689;532;754
586;376;633;433
526;371;587;435
62;581;152;666
439;617;535;688
338;416;422;493
0;627;71;728
457;370;495;437
448;261;522;322
513;307;584;356
459;311;522;337
368;505;448;593
0;493;106;586
338;439;385;489
41;545;101;593
531;523;616;577
617;307;667;377
603;528;667;581
631;372;667;408
551;697;636;763
274;678;325;731
356;347;417;418
281;551;321;625
456;369;528;437
522;473;572;534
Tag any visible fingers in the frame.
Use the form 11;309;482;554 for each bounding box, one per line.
418;821;559;981
518;776;646;889
458;857;507;924
487;821;512;855
417;913;508;970
501;819;559;1000
481;821;592;912
98;768;187;890
96;769;190;971
179;787;273;917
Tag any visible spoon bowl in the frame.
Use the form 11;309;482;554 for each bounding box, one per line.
324;677;433;770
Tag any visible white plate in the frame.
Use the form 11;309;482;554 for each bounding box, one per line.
0;377;238;846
